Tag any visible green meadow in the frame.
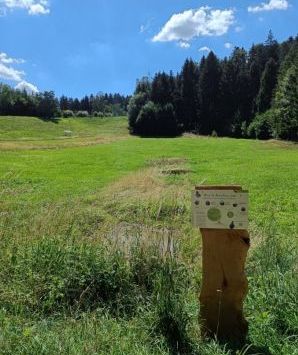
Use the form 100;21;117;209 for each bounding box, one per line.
0;116;297;354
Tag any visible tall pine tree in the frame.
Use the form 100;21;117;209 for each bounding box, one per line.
180;59;200;131
256;58;278;113
198;52;222;135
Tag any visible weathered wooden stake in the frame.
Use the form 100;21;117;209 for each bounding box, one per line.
197;186;250;344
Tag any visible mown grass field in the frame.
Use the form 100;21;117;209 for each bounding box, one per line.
0;116;297;354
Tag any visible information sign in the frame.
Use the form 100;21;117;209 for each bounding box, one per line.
192;189;248;229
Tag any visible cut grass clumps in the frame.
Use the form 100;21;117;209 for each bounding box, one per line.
147;157;193;176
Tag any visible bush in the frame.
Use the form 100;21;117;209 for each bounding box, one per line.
128;92;149;133
133;102;179;137
155;103;178;137
248;110;274;139
76;110;89;117
135;101;157;136
93;111;104;118
62;110;74;118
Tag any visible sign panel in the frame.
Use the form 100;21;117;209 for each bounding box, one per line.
192;189;248;229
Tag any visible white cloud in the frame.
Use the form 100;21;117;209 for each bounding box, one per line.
248;0;288;13
178;41;190;49
15;80;39;94
0;0;50;15
28;3;49;14
199;46;211;52
0;62;24;81
224;42;233;49
0;51;38;93
0;52;25;64
152;6;234;43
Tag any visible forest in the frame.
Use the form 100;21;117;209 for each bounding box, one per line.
129;32;298;141
0;87;130;118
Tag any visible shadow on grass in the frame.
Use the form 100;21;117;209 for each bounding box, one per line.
219;340;272;355
244;344;272;355
38;117;60;124
129;130;183;139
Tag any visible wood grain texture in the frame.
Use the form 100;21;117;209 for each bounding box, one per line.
198;186;249;344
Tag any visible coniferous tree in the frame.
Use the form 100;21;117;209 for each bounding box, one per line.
151;72;174;105
80;96;91;113
256;58;278;113
60;95;69;111
150;72;178;135
265;30;280;63
249;60;262;115
36;91;59;119
274;65;298;140
219;58;236;135
72;98;81;112
172;73;184;132
232;48;252;133
180;59;200;131
198;52;222;135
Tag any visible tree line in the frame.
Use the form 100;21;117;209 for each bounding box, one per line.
128;32;298;141
59;93;130;117
0;86;130;119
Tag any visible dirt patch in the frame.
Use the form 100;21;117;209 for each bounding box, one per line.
147;157;188;167
146;157;192;175
162;168;193;175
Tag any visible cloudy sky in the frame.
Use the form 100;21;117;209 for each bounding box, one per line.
0;0;297;96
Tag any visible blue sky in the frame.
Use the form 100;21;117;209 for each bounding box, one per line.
0;0;297;97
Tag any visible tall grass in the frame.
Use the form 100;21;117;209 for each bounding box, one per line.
2;206;296;354
246;218;298;354
0;216;197;354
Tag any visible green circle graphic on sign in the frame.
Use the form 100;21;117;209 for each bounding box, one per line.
207;208;221;222
227;211;234;218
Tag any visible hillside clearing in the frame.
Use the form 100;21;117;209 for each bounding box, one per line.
0;116;297;354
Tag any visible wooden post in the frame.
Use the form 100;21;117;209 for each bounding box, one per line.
196;186;250;344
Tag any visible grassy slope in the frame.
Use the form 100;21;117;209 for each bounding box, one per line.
0;116;297;354
0;116;128;140
0;118;296;232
